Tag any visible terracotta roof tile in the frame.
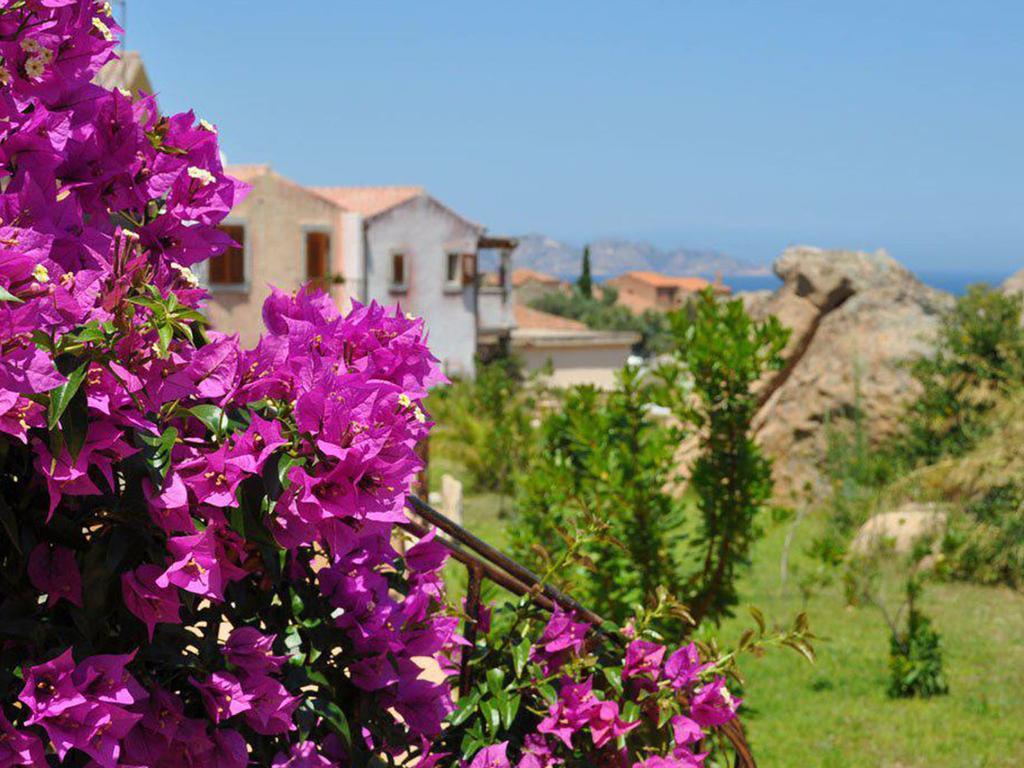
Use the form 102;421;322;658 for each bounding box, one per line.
225;164;272;182
512;268;562;287
312;186;424;217
611;271;714;290
514;304;588;331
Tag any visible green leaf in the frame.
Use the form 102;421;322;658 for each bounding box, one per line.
501;693;521;729
485;667;506;698
512;637;531;678
448;690;480;727
0;285;23;303
750;606;766;634
47;362;88;430
156;324;173;357
312;699;351;746
60;383;89;460
188;404;226;435
479;698;501;736
537;683;557;706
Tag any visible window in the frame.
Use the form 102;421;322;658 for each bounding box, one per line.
391;252;406;289
445;252;461;288
305;230;330;292
210;224;246;286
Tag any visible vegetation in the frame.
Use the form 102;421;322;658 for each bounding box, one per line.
512;290;789;634
438;465;1024;767
577;244;593;298
428;356;536;500
900;285;1024;464
652;290;789;624
510;367;692;634
529;286;673;355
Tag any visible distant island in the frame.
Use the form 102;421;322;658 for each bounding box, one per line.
511;234;771;281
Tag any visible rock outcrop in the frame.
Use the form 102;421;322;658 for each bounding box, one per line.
1002;268;1024;297
745;246;954;496
849;503;947;557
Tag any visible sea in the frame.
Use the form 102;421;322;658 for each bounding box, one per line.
722;271;1016;297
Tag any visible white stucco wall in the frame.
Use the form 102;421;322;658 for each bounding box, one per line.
338;210;365;312
364;197;481;378
515;340;636;390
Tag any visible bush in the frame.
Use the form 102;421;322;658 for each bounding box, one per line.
512;290;788;632
887;582;949;699
901;285;1024;463
428;355;536;498
510;367;691;635
942;484;1024;588
653;290;789;624
0;7;457;764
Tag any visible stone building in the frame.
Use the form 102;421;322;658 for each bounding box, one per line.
312;186;515;378
203;165;347;347
605;271;729;313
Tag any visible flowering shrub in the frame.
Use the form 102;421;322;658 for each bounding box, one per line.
0;4;768;767
446;599;750;768
0;3;457;765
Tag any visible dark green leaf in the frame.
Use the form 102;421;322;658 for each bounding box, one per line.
47;361;88;430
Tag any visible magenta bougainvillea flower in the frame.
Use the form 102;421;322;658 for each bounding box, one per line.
689;678;741;728
468;741;511;768
0;710;46;766
121;563;182;640
26;542;82;608
190;671;254;724
223;626;288;674
18;649;85;723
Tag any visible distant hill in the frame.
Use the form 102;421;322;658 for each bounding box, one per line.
511;234;771;281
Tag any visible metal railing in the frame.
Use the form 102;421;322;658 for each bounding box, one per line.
401;494;756;768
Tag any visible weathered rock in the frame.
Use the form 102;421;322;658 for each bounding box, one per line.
1002;268;1024;296
850;503;947;556
750;246;954;496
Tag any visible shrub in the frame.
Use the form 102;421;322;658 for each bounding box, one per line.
513;290;788;632
942;484;1024;588
901;285;1024;463
653;289;789;624
887;581;949;699
0;6;457;764
510;367;691;635
447;589;813;767
428;355;536;498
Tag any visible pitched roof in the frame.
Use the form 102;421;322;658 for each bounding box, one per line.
225;165;348;209
513;304;588;331
611;271;714;291
512;268;562;287
225;164;272;183
312;186;424;217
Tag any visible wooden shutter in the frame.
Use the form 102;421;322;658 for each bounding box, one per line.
211;225;245;285
306;231;330;292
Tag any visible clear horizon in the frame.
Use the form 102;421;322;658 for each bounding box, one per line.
128;1;1022;273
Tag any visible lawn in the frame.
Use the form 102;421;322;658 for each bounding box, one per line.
432;465;1024;767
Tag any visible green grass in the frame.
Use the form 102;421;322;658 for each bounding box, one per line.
445;479;1024;767
717;512;1024;768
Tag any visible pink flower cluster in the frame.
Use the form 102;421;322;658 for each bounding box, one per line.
466;610;741;768
0;2;456;765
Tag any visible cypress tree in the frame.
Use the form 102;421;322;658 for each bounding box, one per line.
578;244;593;298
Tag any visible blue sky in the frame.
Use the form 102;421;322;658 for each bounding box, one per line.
128;1;1022;273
